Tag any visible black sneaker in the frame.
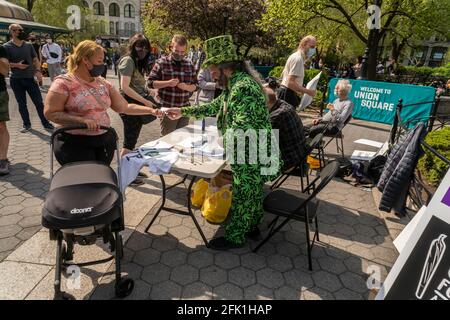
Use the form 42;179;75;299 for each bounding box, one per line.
20;126;31;133
208;237;244;251
130;176;145;186
138;172;148;178
0;159;10;176
43;123;54;131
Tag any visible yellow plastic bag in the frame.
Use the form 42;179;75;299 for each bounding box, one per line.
201;185;232;224
307;155;324;170
191;179;209;207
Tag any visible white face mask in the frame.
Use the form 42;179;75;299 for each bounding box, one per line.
306;48;316;59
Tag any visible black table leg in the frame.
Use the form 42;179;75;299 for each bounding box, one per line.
145;175;167;233
145;174;209;247
186;176;209;247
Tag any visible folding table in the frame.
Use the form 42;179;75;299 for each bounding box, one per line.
144;124;227;247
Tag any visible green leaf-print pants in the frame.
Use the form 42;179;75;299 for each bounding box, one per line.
225;163;265;245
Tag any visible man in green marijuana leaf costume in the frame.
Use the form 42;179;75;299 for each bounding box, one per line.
166;35;281;250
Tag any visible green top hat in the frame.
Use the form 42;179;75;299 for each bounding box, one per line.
202;35;239;68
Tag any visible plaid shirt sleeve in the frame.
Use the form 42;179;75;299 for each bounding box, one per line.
147;60;162;89
270;102;307;170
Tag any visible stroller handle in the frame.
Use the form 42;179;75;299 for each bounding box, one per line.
49;125;122;189
51;125;119;145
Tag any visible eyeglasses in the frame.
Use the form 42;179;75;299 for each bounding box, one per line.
12;29;23;32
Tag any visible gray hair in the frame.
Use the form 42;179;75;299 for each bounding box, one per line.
336;79;352;95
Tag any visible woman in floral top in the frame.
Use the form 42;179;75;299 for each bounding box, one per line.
44;40;162;165
166;36;281;250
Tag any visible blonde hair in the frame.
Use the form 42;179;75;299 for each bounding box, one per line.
298;35;317;49
67;40;103;74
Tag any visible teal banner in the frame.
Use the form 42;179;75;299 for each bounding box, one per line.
327;78;436;125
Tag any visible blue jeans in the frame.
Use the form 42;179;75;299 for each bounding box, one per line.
9;77;50;128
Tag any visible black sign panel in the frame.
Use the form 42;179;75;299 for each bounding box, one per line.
386;216;450;300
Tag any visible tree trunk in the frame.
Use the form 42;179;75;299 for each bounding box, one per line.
27;0;34;12
243;45;253;58
366;31;381;80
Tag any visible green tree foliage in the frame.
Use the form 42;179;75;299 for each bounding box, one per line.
260;0;449;79
142;0;272;56
10;0;106;42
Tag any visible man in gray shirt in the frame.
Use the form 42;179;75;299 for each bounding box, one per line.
4;24;53;132
305;79;354;138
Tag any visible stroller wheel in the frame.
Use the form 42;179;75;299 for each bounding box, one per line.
115;278;134;298
54;291;76;300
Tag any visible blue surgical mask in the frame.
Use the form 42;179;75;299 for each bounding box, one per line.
88;63;106;77
307;48;316;59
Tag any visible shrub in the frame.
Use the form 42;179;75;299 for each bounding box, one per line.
398;65;450;78
418;127;450;186
268;66;284;78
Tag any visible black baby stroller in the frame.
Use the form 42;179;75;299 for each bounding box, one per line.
42;125;134;300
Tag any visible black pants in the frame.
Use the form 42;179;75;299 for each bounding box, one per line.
54;131;116;166
9;78;51;128
305;123;339;139
277;86;300;109
120;94;157;151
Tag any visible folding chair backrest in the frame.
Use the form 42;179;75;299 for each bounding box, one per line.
307;133;324;153
294;161;340;214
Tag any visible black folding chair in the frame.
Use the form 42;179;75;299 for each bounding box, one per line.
321;116;352;158
271;133;325;193
254;161;340;271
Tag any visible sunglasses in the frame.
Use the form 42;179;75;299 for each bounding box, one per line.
12;29;24;32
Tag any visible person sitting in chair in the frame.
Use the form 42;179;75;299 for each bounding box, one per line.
263;83;307;172
305;79;354;139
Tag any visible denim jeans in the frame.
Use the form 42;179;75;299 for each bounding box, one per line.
9;77;50;128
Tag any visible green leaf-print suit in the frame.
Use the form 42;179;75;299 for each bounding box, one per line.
182;71;281;245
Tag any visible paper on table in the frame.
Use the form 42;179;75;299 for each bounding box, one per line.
140;140;173;150
354;139;384;148
299;71;322;111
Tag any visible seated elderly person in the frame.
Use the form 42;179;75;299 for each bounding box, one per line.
305;79;354;139
263;83;307;172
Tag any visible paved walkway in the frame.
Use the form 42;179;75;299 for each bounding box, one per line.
0;73;399;300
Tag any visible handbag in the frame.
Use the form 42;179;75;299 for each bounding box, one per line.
46;44;59;59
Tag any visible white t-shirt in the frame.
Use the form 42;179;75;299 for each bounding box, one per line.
42;43;62;64
281;51;305;89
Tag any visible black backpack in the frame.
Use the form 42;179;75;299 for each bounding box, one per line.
367;155;387;184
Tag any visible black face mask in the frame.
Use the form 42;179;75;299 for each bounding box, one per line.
172;52;184;62
136;50;148;61
88;64;106;77
17;31;28;41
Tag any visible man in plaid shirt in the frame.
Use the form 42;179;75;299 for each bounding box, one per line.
264;84;307;171
148;35;198;136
